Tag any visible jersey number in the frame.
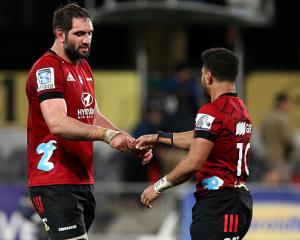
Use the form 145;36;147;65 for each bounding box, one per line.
236;143;250;176
36;140;57;172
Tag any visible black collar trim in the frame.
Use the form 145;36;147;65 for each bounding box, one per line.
48;49;57;55
220;92;238;97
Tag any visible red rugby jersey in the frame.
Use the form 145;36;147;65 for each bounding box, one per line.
193;93;252;197
26;51;95;186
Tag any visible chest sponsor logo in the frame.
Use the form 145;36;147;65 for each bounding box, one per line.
86;77;93;81
36;67;55;92
78;92;94;119
67;72;75;82
236;122;252;136
195;113;215;131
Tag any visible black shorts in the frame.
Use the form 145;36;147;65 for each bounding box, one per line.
190;188;252;240
29;184;96;240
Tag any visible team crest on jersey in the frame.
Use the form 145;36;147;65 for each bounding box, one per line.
36;67;55;92
195;113;215;131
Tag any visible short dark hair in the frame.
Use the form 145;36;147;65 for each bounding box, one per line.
53;2;92;35
201;48;239;82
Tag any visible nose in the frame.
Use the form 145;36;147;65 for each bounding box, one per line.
83;34;92;44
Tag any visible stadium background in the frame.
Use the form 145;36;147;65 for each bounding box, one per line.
0;0;300;239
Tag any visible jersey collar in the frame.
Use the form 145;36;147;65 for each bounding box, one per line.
48;49;57;55
219;92;238;97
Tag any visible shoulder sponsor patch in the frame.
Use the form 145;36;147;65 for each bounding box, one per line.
195;113;215;131
36;67;55;92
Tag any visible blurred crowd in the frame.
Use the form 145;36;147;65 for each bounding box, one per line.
250;92;300;185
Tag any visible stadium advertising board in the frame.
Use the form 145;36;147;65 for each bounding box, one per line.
0;185;38;240
247;186;300;240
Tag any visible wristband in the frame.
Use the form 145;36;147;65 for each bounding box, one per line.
157;131;173;145
153;176;173;194
103;129;121;143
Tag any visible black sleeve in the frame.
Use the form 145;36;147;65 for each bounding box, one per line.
38;91;64;103
194;130;217;143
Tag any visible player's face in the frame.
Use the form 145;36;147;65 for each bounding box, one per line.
64;18;93;61
201;67;210;98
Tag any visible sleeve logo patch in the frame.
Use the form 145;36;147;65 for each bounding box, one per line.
195;113;215;131
36;67;55;92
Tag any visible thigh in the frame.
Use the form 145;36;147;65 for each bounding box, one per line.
29;185;87;240
190;190;253;240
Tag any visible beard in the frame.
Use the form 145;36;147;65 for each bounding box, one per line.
64;37;90;62
202;86;210;98
201;80;211;99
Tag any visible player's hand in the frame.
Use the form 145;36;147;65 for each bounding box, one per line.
141;184;161;208
137;148;153;165
130;141;153;165
140;148;153;165
135;134;158;150
109;132;135;152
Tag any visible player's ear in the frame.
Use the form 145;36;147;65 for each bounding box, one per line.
55;28;65;42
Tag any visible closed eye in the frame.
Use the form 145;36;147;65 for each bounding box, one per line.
74;30;93;37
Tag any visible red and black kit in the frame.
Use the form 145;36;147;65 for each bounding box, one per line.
191;93;253;240
26;50;97;239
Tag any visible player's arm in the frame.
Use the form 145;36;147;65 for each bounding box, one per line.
164;138;213;186
141;138;214;207
136;130;194;150
169;131;194;149
40;98;129;150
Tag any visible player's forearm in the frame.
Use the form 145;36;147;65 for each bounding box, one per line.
49;115;117;142
167;152;200;186
173;131;194;149
153;141;207;193
167;139;213;187
167;171;194;187
157;131;194;149
152;153;198;194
